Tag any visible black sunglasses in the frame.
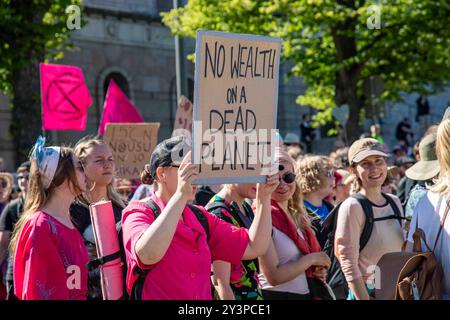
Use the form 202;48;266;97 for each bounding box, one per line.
280;172;296;184
278;165;296;184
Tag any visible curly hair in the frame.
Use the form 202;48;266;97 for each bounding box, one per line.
296;155;333;195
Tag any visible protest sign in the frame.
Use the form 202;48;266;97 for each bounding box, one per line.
192;30;281;185
40;63;92;131
172;95;193;138
104;123;160;179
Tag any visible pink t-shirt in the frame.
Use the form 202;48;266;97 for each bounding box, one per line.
14;211;89;300
122;196;250;300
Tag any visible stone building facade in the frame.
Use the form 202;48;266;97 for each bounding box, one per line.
1;0;449;171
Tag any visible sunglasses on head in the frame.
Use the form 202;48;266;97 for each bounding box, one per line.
278;164;296;184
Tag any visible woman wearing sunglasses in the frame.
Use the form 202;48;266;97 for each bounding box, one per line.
258;149;331;300
297;155;336;247
121;136;279;300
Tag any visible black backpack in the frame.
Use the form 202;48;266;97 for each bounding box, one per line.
321;193;407;300
129;200;210;300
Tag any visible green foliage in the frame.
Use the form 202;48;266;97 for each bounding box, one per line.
162;0;450;131
0;0;84;94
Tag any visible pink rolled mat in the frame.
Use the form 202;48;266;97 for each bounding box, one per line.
89;200;123;300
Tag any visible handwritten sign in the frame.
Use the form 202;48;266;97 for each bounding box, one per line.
104;123;160;179
172;95;193;138
192;31;281;185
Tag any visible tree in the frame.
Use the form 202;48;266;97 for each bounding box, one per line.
0;0;83;165
162;0;450;142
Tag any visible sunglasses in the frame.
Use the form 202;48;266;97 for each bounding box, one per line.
278;165;296;184
280;172;296;184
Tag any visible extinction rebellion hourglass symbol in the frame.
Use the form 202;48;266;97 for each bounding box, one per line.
45;71;85;121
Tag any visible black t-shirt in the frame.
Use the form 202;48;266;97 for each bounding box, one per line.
69;199;125;300
0;197;24;232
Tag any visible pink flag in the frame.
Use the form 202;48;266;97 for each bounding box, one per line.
98;80;144;135
40;63;92;130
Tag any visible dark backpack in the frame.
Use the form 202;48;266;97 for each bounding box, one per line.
129;200;210;300
321;193;407;300
205;201;253;229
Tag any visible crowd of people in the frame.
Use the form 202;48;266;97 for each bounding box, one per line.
0;107;450;301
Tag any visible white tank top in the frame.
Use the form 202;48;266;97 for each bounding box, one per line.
259;227;310;294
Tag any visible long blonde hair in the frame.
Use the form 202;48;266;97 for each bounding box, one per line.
275;149;311;230
432;118;450;194
10;148;82;254
288;178;311;230
74;136;126;209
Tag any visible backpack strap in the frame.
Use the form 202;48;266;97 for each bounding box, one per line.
206;201;252;229
87;251;122;271
373;193;409;224
187;204;210;242
205;201;230;213
145;199;162;218
130;199;160;300
351;193;374;252
130;200;210;300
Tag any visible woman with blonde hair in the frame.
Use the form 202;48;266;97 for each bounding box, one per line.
407;112;450;299
70;136;126;299
12;137;89;299
258;149;331;300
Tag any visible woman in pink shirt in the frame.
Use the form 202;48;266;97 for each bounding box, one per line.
10;137;89;300
121;136;278;300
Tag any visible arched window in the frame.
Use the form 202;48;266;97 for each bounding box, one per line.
103;72;130;99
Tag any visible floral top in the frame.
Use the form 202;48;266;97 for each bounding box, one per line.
405;183;428;219
207;195;262;300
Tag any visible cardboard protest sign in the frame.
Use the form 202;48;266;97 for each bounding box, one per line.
172;95;193;137
40;63;92;130
192;30;281;185
104;123;160;179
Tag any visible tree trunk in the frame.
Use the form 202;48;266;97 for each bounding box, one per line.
332;2;363;144
10;59;42;166
345;82;361;143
